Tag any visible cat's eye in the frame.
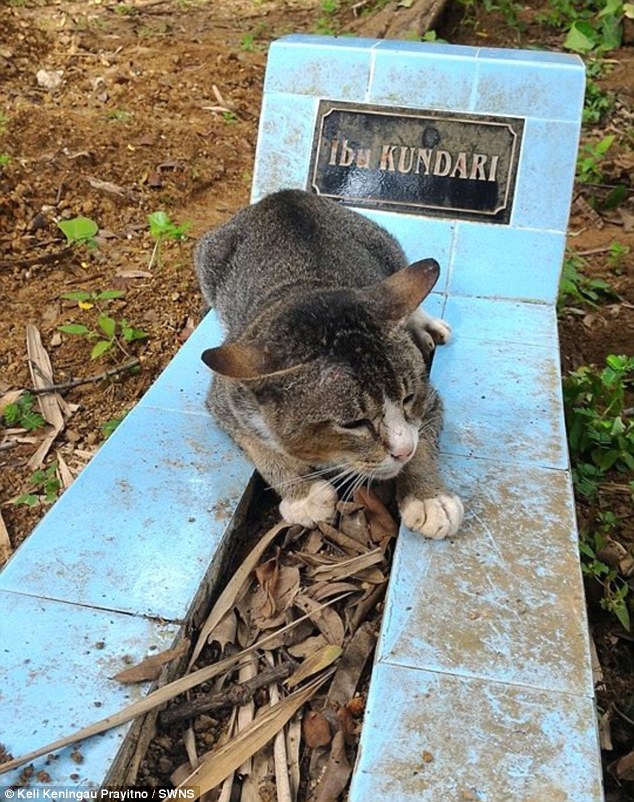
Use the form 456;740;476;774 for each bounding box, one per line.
403;393;415;405
339;418;372;431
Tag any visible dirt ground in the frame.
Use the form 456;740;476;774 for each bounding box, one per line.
1;0;633;798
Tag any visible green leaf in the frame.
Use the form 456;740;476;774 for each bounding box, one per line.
96;290;125;301
614;601;631;632
91;340;113;360
58;216;99;244
21;409;45;432
58;323;91;336
148;210;170;237
14;493;39;507
596;134;615;155
564;20;598;53
61;291;92;302
98;314;116;339
120;320;148;342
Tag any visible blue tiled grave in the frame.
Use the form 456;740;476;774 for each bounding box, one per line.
254;35;600;802
0;34;601;801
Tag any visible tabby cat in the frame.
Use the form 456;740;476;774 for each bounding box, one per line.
195;189;463;539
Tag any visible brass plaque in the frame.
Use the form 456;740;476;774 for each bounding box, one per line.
309;100;525;224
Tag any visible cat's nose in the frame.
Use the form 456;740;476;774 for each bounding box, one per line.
391;446;414;462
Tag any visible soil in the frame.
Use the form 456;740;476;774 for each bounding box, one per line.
1;0;633;799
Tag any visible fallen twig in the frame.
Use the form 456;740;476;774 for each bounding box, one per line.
160;660;294;727
28;358;140;395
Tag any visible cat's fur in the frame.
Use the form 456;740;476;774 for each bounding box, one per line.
195;189;463;539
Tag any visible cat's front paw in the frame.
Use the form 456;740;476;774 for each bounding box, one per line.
399;493;464;539
279;480;337;528
425;317;452;345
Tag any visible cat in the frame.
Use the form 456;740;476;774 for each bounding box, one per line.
194;189;463;540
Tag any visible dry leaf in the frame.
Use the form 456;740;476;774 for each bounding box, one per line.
255;547;281;619
178;673;331;798
286;713;302;800
309;581;361;602
0;510;12;566
354;487;398;542
338;508;371;547
286;645;342;689
25;324;67;468
302;711;331;748
56;450;74;490
307;549;383;583
113;639;190;683
294;594;345;646
314;730;351;802
190;521;289;668
326;621;377;711
287;634;328;660
0;390;23;416
265;653;293;802
317;521;369;555
86;175;126;196
209;609;237;652
237;656;257;776
612;749;634;781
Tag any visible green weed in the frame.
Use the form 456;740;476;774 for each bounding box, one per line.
240;33;256;52
2;393;45;431
106;109;133;122
14;462;61;507
0;153;11;167
57;216;99;249
59;289;148;360
576;134;614;184
564;354;634;494
579;513;631;630
102;412;128;439
148;211;190;269
558;251;617;311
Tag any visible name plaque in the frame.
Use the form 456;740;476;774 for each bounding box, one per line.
309;100;524;224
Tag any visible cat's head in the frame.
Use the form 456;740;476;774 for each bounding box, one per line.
202;259;440;481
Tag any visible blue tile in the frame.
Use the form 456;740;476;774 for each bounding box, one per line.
474;54;585;121
443;295;556;347
369;47;477;111
512;118;582;232
448;221;566;302
0;406;252;619
141;310;223;415
380;456;592;695
276;33;381;51
263;38;373;99
251;93;318;202
0;591;179;788
349;663;602;802
432;336;568;468
355;208;454;293
478;46;584;67
375;39;480;60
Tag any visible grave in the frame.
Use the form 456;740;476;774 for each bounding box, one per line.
0;34;602;801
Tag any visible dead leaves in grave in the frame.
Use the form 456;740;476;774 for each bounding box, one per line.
169;488;396;801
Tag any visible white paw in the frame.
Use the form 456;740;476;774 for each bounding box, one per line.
425;317;452;345
399;493;464;540
279;480;337;528
408;310;452;353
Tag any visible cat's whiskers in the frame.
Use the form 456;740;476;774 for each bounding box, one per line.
274;462;352;493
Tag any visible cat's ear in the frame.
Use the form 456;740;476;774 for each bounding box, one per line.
201;343;272;380
366;258;440;324
201;343;302;381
